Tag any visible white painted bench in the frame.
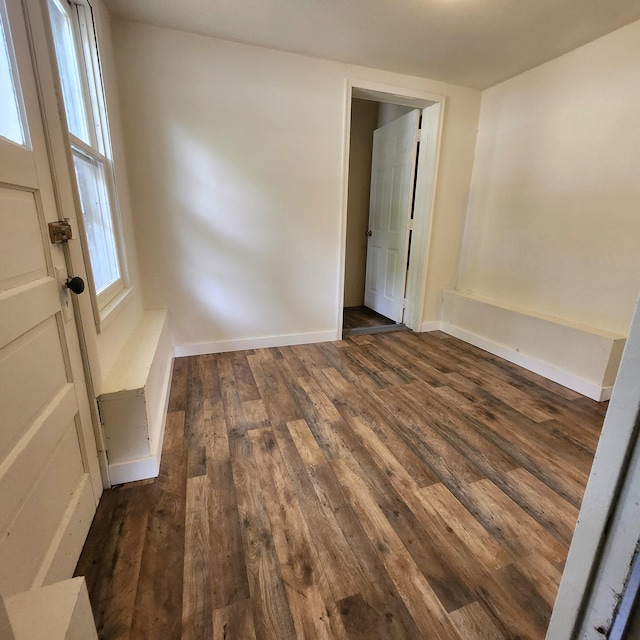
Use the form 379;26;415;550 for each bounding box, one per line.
441;290;626;401
98;309;173;485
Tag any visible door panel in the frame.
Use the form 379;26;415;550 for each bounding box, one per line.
364;109;420;322
0;0;99;596
0;317;67;460
0;188;48;288
0;419;84;593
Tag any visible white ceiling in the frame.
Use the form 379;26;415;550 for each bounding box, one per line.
102;0;640;89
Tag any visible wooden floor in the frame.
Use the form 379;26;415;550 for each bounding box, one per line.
76;331;607;640
343;306;396;331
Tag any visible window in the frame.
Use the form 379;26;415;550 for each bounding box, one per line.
47;0;126;313
0;0;27;146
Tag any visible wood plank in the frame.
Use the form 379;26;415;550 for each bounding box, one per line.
398;381;519;475
504;467;579;546
332;456;463;640
207;404;250;610
182;476;212;640
212;599;257;640
228;432;297;640
246;353;302;425
230;351;260;402
75;486;149;640
272;423;367;602
286;419;327;467
375;386;485;485
307;462;426;640
347;414;509;576
249;428;349;639
240;399;270;431
463;479;567;564
318;367;439;488
449;602;507;640
129;448;188;640
417;483;511;573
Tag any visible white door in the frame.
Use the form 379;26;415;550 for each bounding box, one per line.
364;109;420;323
0;0;100;596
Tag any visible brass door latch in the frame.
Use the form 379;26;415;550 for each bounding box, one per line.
48;220;73;244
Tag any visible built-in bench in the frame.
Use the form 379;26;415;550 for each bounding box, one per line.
441;290;626;401
98;309;173;485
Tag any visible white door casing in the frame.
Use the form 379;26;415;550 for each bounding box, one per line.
364;109;420;323
0;0;100;597
547;293;640;639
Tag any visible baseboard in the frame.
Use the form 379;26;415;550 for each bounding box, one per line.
108;454;161;486
420;321;442;332
174;330;339;357
441;322;613;401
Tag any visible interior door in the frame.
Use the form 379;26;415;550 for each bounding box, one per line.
0;0;100;596
364;109;420;323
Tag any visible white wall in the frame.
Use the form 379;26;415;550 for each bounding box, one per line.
344;98;378;307
458;20;640;337
111;21;481;350
377;103;414;127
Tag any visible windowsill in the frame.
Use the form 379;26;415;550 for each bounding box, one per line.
96;286;134;334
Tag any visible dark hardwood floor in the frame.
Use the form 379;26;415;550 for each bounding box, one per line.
76;331;607;639
343;306;396;331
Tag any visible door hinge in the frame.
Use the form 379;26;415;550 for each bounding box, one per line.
416;129;422;142
402;298;407;309
48;219;73;244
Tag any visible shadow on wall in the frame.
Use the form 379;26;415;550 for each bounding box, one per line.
162;124;336;345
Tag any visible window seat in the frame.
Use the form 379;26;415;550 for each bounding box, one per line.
98;309;173;485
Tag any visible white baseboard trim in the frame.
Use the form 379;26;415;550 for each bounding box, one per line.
108;454;161;486
441;323;613;402
174;330;340;358
420;321;442;332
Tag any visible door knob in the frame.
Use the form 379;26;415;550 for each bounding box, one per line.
367;230;373;236
65;276;85;295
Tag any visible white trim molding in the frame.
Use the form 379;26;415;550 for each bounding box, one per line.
420;321;442;332
174;330;340;358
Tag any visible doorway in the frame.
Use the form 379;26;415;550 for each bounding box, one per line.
340;84;444;338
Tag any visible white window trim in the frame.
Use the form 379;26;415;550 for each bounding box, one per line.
0;0;31;149
50;0;130;328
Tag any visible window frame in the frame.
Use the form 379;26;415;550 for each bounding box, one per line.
48;0;129;323
0;0;30;149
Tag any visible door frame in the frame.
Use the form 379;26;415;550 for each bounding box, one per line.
338;79;445;334
547;295;640;638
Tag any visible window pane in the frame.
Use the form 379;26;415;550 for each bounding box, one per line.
48;0;91;144
0;2;26;145
72;148;120;294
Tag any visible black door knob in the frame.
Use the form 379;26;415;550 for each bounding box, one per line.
65;276;85;295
